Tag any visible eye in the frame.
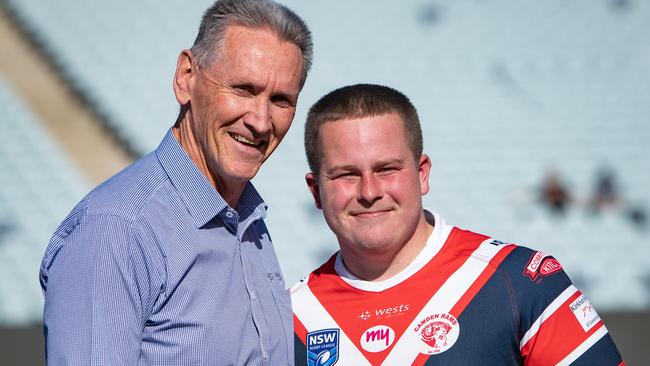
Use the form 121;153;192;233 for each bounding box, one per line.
270;94;295;108
232;84;254;96
377;166;398;175
330;171;357;180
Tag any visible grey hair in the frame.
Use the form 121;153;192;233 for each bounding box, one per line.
190;0;313;87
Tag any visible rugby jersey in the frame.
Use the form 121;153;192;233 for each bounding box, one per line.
291;212;624;366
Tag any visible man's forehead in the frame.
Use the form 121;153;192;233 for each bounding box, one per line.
318;113;406;139
319;116;410;154
206;25;304;90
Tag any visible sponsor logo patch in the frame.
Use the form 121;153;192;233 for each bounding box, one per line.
524;251;547;280
524;252;563;281
307;329;340;366
413;313;460;355
569;295;601;332
357;304;411;321
358;310;371;320
539;257;562;276
360;325;395;353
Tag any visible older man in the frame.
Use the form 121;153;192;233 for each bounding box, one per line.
40;1;312;364
292;84;623;365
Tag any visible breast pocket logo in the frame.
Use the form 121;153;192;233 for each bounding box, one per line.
307;328;340;366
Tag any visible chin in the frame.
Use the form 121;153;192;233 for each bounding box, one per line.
225;163;263;182
348;236;396;253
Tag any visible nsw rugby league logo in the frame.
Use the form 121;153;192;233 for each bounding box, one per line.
307;328;340;366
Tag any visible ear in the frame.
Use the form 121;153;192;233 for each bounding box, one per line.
173;49;195;106
305;172;323;209
418;154;432;196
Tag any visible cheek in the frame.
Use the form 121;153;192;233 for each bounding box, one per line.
322;182;356;212
271;109;295;138
213;96;246;123
387;174;422;200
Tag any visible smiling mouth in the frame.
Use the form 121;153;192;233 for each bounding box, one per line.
350;209;393;218
230;133;264;148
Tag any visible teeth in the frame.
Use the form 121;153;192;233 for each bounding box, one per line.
231;133;258;146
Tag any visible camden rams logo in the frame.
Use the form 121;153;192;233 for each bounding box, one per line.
413;313;460;355
307;329;340;366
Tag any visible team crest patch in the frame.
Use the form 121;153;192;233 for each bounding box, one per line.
413;313;460;355
307;328;340;366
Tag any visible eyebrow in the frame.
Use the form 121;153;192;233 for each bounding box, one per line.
325;158;404;176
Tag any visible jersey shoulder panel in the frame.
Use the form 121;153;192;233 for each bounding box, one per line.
440;227;492;256
496;245;621;365
290;252;338;295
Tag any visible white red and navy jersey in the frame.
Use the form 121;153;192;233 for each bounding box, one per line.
291;212;624;366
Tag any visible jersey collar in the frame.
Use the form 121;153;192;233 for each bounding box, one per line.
334;209;453;292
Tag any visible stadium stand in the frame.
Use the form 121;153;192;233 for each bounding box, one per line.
1;0;648;319
0;77;88;326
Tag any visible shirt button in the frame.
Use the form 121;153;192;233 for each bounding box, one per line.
225;211;234;218
262;351;269;360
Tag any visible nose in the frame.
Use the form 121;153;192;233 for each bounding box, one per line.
244;97;272;135
358;174;383;205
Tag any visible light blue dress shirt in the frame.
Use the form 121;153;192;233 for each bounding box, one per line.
40;130;293;365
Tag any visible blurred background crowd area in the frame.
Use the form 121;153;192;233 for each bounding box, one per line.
0;0;648;364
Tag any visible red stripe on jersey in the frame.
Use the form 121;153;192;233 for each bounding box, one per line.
307;228;488;366
521;291;605;365
294;315;308;345
410;244;517;366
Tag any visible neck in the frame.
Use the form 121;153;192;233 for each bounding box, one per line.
172;112;244;208
340;213;433;281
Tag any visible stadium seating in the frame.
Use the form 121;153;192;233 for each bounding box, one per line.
0;77;88;325
1;0;648;322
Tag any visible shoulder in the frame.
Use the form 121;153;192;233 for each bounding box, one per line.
289;276;310;297
442;227;574;307
495;243;572;294
44;152;170;258
85;152;170;219
41;154;171;285
290;253;338;297
443;227;568;285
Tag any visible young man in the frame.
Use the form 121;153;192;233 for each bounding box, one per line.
292;84;624;365
40;1;312;364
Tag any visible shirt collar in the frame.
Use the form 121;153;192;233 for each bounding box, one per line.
155;129;266;228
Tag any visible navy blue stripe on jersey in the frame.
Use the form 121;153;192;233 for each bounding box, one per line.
498;246;574;340
569;333;623;365
424;258;523;365
295;334;308;366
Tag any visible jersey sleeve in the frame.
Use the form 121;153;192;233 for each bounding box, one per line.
505;247;624;366
41;213;163;365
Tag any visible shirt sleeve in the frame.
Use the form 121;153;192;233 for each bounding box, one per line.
41;214;162;365
511;248;624;366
